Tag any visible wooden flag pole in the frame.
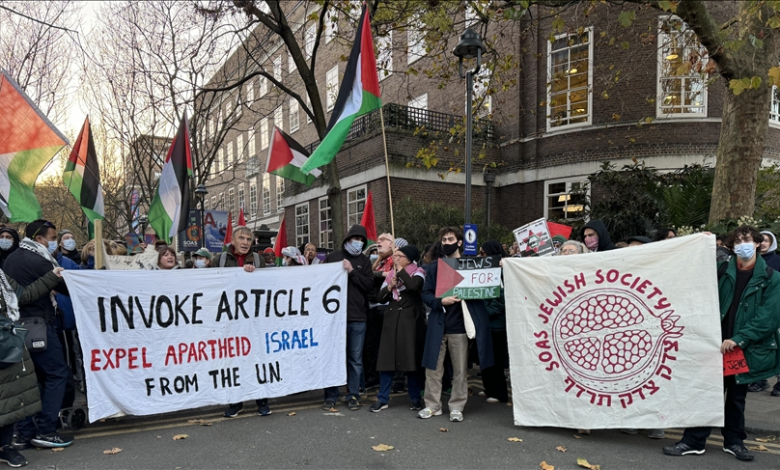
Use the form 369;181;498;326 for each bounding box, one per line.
379;106;395;237
94;218;104;270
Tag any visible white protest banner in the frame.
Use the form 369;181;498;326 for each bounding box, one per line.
503;234;723;429
63;264;347;422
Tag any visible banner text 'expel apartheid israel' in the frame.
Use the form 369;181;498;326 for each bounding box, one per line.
63;264;347;422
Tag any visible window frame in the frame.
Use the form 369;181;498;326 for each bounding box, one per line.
249;179;258;218
295;202;310;246
407;14;425;65
274;106;283;132
347;184;367;227
289;98;300;133
238;183;245;216
262;173;271;215
318;196;333;249
544;178;589;221
377;31;393;82
655;15;708;119
326;66;339;112
276;176;285;213
260;118;269;150
546;27;594;131
273;56;282;83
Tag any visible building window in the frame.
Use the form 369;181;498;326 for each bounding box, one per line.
408;93;428;124
228;188;236;222
273;56;282;83
260;118;269;150
473;65;492;117
262;174;271;214
318;196;333;249
247;81;254;104
227;145;234;168
295;203;310;245
248;126;256;156
465;4;479;27
236;134;243;163
289;99;299;133
210;196;217;211
249;180;258;217
377;31;392;81
288;52;295;74
246;156;260;178
771;86;780;123
326;66;339;111
347;185;366;226
203;197;209;211
547;27;593;130
274;106;283;131
407;15;425;64
276;176;285;212
305;25;316;59
306;95;312;123
238;183;245;215
219;192;225;211
325;11;338;43
657;16;707;117
260;76;268;97
217;148;223;173
545;179;588;220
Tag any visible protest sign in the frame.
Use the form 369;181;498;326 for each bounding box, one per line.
63;264;347;422
435;256;501;299
177;210;202;252
512;218;554;257
723;347;749;377
503;234;723;429
203;210;229;252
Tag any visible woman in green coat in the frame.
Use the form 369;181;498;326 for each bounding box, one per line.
0;266;64;468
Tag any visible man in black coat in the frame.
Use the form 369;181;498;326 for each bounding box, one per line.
322;225;373;411
4;220;73;449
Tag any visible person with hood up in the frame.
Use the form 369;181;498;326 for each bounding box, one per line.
0;227;19;270
746;230;780;394
479;240;509;404
322;225;373;411
580;220;615;252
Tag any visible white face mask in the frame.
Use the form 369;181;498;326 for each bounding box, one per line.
0;239;12;251
62;239;77;251
47;241;58;254
194;259;207;268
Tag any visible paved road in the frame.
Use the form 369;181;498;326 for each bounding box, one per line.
27;387;780;470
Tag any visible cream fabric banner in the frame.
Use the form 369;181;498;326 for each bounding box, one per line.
503;233;723;429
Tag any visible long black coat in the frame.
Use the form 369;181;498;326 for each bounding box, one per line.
376;269;426;372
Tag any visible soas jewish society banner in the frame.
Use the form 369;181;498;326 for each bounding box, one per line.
63;264;347;422
503;233;723;429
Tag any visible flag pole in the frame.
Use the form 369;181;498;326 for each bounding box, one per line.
379;106;394;237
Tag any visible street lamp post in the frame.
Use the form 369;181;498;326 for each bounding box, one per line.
453;28;485;226
195;183;209;249
139;214;148;241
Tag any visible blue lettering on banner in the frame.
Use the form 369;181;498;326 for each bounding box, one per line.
266;328;318;353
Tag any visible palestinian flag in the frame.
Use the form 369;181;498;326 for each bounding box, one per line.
360;190;377;245
64;116;104;237
148;117;193;243
299;5;381;174
273;217;287;266
0;72;69;222
238;207;246;226
222;212;233;252
266;127;321;185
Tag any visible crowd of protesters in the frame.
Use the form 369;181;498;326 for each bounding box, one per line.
0;217;779;467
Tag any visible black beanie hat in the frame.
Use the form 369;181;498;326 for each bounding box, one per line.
398;245;420;263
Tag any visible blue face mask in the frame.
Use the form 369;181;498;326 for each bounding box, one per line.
351;240;364;251
370;254;378;263
194;259;207;268
47;241;58;254
734;242;756;261
0;239;12;251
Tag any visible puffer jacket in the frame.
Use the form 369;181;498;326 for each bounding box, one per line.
0;270;62;427
718;255;780;384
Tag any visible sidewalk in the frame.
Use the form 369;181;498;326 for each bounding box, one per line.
745;376;780;434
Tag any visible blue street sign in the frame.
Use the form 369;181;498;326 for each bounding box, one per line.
463;223;478;256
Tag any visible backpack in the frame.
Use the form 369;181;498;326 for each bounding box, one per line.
218;251;262;268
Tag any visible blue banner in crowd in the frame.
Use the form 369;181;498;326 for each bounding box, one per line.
203;210;229;252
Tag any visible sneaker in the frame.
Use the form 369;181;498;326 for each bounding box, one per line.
621;428;638;435
662;442;705;456
409;400;423;410
747;380;770;392
322;400;337;411
772;382;780;397
257;404;272;416
223;403;243;418
417;407;442;419
449;410;464;422
348;398;361;411
486;397;500;404
723;444;754;461
31;432;74;448
369;401;388;413
648;429;665;439
0;446;27;468
478;391;486;397
10;437;31;451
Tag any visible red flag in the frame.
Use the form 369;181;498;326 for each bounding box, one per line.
273;217;287;266
360;190;377;244
223;212;233;250
547;221;573;240
238;208;246;226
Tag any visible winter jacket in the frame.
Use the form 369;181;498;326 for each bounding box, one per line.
3;247;68;325
421;259;494;370
0;270;62;427
580;220;615;251
718;255;780;384
325;225;373;322
0;228;20;270
376;268;426;372
485;287;506;331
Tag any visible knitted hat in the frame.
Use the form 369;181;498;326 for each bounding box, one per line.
398;245;420;263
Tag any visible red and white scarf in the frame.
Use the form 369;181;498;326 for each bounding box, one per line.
382;262;426;301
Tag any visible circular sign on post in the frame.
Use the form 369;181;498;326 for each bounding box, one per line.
465;228;477;244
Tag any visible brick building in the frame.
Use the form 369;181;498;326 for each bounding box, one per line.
201;1;780;249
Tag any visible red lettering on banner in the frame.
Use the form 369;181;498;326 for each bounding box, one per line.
92;347;153;371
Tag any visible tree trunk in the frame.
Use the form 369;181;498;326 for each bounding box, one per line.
326;160;345;247
708;81;775;225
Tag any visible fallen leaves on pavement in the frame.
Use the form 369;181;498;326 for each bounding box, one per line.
172;434;188;440
507;437;523;442
439;428;448;432
573;435;582;439
556;446;567;452
288;412;297;416
51;448;64;453
103;448;122;455
187;419;212;426
372;444;394;452
755;436;776;443
577;457;601;470
539;461;554;470
748;445;769;452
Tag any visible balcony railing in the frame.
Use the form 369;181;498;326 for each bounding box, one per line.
305;103;495;154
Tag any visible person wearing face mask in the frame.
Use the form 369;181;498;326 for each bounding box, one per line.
3;220;74;450
191;248;211;268
321;225;374;412
580;220;615;252
55;230;81;264
419;226;494;423
0;227;20;269
746;231;780;394
664;226;780;462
